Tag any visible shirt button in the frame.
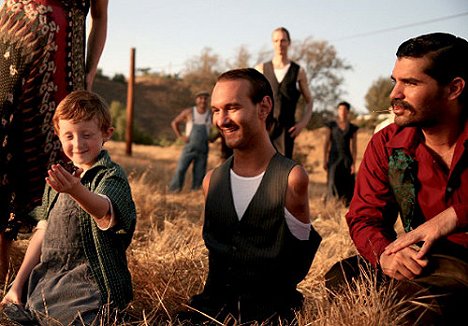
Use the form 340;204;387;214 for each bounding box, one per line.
447;187;453;193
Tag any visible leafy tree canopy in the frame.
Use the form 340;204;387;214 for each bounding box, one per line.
365;76;393;114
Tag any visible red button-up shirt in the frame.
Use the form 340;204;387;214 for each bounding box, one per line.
346;121;468;265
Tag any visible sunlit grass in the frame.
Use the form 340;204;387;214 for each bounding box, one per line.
2;129;430;325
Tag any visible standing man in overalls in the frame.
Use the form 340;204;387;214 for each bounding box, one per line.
169;91;211;192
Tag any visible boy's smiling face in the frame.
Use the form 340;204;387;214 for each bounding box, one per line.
57;118;113;170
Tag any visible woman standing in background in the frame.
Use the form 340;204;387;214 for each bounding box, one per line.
0;0;108;281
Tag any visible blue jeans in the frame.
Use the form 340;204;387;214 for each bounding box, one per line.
169;124;208;192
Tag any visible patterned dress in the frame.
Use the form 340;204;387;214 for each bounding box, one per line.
0;0;90;237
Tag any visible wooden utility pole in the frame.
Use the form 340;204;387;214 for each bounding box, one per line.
125;47;135;156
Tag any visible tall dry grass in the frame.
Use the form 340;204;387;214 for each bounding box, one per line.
3;129;428;325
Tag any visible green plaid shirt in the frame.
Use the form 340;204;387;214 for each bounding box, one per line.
30;150;136;309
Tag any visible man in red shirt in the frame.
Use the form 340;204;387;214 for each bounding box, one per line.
327;33;468;324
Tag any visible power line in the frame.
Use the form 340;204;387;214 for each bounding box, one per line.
334;11;468;41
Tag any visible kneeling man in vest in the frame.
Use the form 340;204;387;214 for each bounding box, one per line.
180;68;321;325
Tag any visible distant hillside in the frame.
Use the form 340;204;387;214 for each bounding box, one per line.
93;75;377;143
93;76;195;141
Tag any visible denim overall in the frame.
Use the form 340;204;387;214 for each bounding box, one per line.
169;109;209;192
25;194;102;324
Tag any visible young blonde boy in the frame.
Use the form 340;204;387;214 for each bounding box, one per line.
1;90;136;324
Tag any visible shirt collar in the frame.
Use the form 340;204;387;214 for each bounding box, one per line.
454;118;468;165
386;119;468;152
461;118;468;143
385;125;422;152
82;150;111;176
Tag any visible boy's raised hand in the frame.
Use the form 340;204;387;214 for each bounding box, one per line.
1;288;22;305
46;164;84;194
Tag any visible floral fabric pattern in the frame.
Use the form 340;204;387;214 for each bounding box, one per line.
388;148;423;232
0;0;89;237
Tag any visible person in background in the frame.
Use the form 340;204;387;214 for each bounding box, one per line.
169;91;212;192
0;0;108;282
1;90;136;324
179;68;321;324
323;101;359;206
326;32;468;325
255;27;313;159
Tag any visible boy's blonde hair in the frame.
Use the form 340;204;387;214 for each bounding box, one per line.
53;90;112;133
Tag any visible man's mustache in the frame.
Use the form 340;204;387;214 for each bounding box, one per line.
391;99;414;111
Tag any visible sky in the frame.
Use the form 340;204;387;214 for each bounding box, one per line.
97;0;468;113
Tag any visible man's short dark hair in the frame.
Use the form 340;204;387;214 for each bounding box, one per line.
337;101;351;111
217;68;275;128
217;68;274;107
396;32;468;104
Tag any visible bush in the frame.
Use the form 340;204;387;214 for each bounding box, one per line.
110;101;155;145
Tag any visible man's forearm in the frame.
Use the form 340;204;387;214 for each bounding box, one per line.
299;101;313;126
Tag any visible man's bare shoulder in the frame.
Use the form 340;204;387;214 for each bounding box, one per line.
297;67;308;80
288;164;309;189
286;164;310;224
181;107;193;115
174;107;192;121
202;169;214;197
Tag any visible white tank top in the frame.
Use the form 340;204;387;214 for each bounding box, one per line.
273;63;301;90
230;169;311;240
185;106;211;136
274;63;290;83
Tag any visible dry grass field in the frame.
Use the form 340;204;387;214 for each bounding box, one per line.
4;128;426;325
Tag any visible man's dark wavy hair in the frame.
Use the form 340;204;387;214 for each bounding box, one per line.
396;32;468;104
217;68;275;127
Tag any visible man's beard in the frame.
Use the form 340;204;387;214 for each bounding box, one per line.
391;98;437;128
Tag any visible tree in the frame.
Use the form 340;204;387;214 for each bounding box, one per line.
290;37;352;112
95;68;109;80
137;67;152;76
109;100;154;145
365;77;393;113
109;101;126;141
112;73;126;83
227;45;251;69
182;47;221;95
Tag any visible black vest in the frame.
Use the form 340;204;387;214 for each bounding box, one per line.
263;61;301;127
202;153;321;301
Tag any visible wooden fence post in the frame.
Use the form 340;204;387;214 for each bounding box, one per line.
125;47;135;156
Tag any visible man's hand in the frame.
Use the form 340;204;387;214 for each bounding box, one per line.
384;207;458;259
46;164;84;194
380;246;428;280
288;121;307;138
181;135;189;143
